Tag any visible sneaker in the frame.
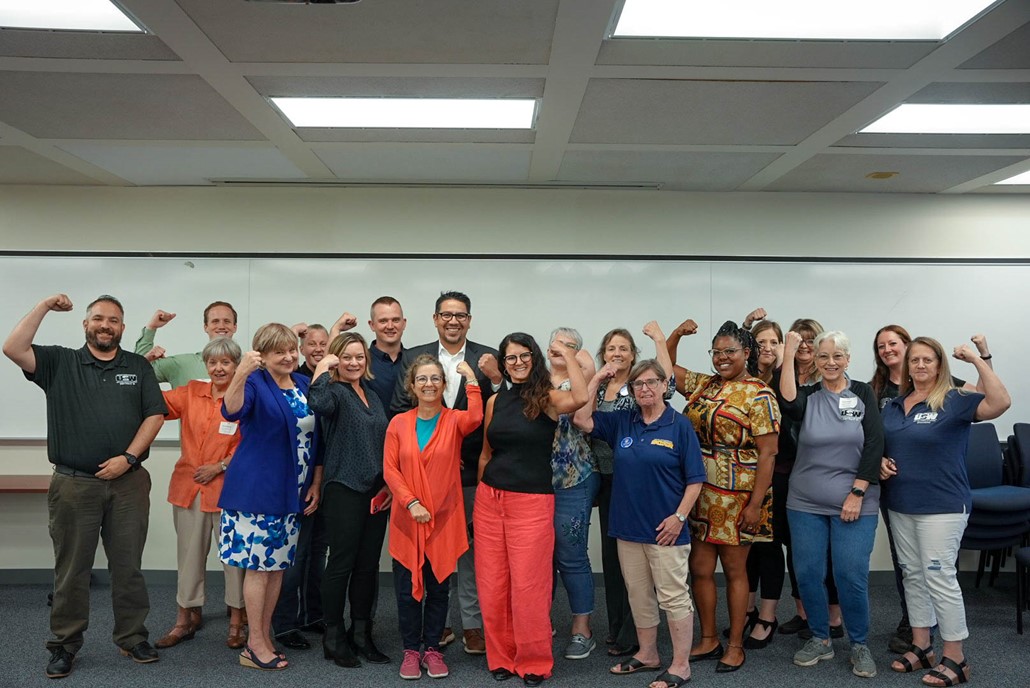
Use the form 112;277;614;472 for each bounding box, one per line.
850;643;877;678
399;649;422;680
439;627;456;647
563;634;596;660
463;628;486;655
422;648;449;678
793;638;834;667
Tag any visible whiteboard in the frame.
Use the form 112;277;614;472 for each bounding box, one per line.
0;255;1021;442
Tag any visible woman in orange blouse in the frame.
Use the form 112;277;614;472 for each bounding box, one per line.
155;337;247;650
384;354;483;680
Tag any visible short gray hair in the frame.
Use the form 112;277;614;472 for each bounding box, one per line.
628;358;667;383
814;330;850;356
203;336;242;364
549;327;583;350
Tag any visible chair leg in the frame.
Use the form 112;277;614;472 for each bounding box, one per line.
1019;561;1025;635
990;549;1003;587
975;550;987;588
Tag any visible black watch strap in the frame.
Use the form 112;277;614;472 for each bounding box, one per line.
122;452;138;466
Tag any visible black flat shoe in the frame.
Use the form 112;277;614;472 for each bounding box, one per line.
779;615;808;635
120;641;159;664
523;674;546;687
743;617;778;649
492;668;515;681
715;645;745;673
45;648;75;678
607;643;639;657
689;643;724;662
277;630;311;650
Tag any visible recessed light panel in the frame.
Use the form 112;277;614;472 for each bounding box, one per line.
271;97;537;129
612;0;997;40
860;104;1030;134
0;0;143;31
995;169;1030;185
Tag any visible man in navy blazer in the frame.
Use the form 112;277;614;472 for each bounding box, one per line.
390;291;501;655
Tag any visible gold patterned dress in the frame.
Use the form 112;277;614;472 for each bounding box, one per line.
681;370;780;545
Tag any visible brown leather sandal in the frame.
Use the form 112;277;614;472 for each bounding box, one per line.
155;623;196;649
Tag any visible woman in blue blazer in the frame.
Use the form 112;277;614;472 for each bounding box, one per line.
219;323;323;671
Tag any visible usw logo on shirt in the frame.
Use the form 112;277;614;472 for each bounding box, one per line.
650;439;674;449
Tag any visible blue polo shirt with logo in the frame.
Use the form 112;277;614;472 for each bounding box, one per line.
881;389;983;514
591;405;706;545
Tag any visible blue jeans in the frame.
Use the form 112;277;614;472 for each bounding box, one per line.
787;509;877;645
554;471;600;616
393;559;451;651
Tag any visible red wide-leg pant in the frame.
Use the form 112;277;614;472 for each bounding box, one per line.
474;484;555;679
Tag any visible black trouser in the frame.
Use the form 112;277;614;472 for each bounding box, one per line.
321;482;388;625
597;473;636;646
393;559;450;651
273;508;329;633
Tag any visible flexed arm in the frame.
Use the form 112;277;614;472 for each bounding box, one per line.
4;294;74;373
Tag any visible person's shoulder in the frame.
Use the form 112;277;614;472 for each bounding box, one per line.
849;379;876;398
466;339;498;356
403;341;437;360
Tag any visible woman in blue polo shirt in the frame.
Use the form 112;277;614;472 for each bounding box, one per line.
879;337;1009;688
575;358;706;688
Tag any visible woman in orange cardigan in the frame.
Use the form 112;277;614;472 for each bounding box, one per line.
384;353;483;681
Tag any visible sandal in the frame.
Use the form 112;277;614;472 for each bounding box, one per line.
610;657;661;674
239;645;288;671
892;645;935;673
650;670;690;687
226;623;247;649
154;623;196;649
922;657;969;687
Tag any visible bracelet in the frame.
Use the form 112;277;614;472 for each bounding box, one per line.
465;379;479;386
406;499;420;510
981;354;993;361
219;460;228;472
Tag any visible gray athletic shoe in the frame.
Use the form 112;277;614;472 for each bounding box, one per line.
564;633;596;660
793;638;835;667
850;643;877;678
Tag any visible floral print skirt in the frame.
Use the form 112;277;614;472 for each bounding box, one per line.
219;509;300;571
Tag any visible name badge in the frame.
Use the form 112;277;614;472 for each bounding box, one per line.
620;437;633;448
839;396;858;409
219;421;238;436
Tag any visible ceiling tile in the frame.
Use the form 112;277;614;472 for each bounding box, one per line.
766;153;1028;193
598;39;935;69
557;150;781;190
176;0;558;64
313;144;531;182
0;146;103;185
958;21;1030;69
0;29;180;60
0;72;264;140
57;143;305;185
569;79;883;145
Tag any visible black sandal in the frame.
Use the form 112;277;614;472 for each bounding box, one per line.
922;657;969;687
892;645;935;673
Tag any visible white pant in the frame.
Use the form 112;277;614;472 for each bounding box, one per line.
887;509;969;641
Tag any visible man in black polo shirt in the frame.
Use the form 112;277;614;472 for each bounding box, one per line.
4;293;166;679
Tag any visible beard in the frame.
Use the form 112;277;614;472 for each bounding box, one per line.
86;328;122;353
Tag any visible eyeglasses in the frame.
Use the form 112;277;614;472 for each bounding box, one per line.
708;348;742;357
798;338;816;348
629;378;663;390
414;375;444;385
436;311;469;322
503;352;533;365
815;353;847;363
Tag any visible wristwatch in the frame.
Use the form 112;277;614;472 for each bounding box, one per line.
122;452;138;467
674;512;687;523
850;487;866;497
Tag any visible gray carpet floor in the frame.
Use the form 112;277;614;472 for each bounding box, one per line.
0;574;1025;687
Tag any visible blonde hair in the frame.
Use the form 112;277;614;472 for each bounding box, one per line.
252;323;297;355
328;332;373;382
900;336;958;412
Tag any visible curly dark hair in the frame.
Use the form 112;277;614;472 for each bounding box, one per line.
498;332;552;420
713;320;760;378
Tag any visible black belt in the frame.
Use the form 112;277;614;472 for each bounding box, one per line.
54;463;140;479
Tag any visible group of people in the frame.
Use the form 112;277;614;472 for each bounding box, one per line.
4;291;1009;688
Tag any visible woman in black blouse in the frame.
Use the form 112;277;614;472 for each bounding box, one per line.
474;332;588;686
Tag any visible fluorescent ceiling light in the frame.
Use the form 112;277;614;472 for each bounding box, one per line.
860;104;1030;134
613;0;997;40
0;0;143;31
995;170;1030;185
271;97;537;129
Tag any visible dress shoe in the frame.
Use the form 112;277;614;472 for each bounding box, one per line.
227;622;247;649
324;623;360;668
301;620;327;635
188;606;203;630
120;641;159;664
491;667;515;681
523;673;546;686
743;617;778;650
45;648;74;678
277;630;311;650
463;628;487;655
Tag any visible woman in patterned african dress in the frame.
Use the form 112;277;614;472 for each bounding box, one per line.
667;319;779;673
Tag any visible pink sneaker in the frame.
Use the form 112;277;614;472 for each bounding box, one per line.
421;648;449;678
399;649;422;680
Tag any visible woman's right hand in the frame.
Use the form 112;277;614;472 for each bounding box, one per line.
672;319;698;338
409;503;431;524
238;351;263;376
784;330;803;358
595;362;618;382
321;354;340;370
880;457;897;481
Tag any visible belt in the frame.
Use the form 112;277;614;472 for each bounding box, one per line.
53;463;140;479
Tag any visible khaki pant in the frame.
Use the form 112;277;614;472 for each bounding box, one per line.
172;496;245;608
617;539;694;628
47;468;151;653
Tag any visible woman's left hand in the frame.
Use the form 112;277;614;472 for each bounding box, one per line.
192;463;222;485
840;493;863;522
655;515;683;546
373;486;393;511
739;503;762;532
303;483;321;515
